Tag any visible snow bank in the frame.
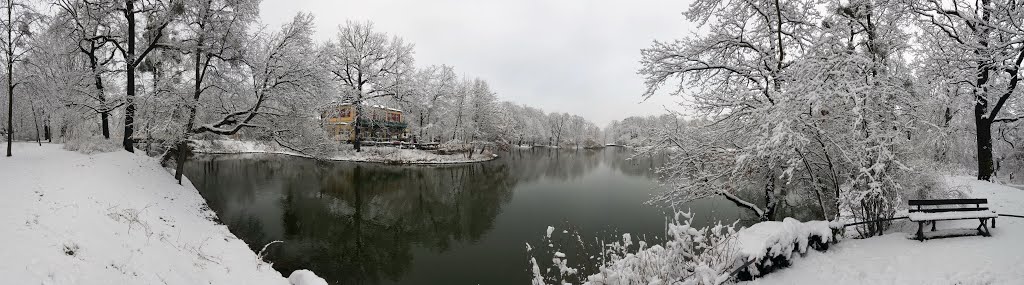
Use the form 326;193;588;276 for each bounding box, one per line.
339;146;497;164
0;143;323;285
191;139;497;164
190;139;300;155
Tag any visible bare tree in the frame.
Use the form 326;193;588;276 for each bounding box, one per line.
90;0;175;152
173;13;322;181
169;0;257;182
322;21;414;152
54;0;122;139
913;0;1024;181
2;0;39;156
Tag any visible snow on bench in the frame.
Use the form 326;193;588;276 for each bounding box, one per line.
733;218;838;278
908;210;997;221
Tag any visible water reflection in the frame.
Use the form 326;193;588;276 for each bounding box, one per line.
184;148;754;285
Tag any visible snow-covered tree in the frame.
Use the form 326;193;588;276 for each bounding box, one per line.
322;20;414;152
912;0;1024;181
2;0;41;156
641;0;926;232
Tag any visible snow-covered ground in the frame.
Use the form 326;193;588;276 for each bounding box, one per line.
743;176;1024;285
191;139;497;164
0;142;325;285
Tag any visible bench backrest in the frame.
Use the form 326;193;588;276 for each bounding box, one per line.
908;198;988;213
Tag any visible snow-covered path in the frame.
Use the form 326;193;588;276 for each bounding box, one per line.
744;177;1024;285
0;143;322;285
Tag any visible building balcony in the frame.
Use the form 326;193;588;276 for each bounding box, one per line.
356;118;408;129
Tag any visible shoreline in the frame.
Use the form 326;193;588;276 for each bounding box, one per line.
189;140;499;165
192;149;500;165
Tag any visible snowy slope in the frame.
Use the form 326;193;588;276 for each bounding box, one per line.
0;143;323;285
743;176;1024;285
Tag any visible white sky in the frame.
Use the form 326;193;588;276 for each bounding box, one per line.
259;0;695;126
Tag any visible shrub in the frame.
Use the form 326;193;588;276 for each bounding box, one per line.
63;136;121;154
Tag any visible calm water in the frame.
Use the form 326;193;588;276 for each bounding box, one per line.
184;148;756;285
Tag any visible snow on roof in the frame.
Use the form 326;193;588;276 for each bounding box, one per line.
371;104;402;112
330;103;401;112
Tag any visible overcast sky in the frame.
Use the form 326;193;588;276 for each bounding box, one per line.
259;0;695;126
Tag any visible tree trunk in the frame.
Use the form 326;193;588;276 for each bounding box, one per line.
976;114;994;180
5;0;12;157
122;0;136;153
174;140;188;184
176;33;205;183
974;0;994;181
353;103;362;152
95;73;109;139
31;102;39;146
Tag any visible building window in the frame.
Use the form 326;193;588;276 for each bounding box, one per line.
339;108;351;118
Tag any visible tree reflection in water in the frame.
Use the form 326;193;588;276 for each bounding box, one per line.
187;154;528;284
184;148;802;284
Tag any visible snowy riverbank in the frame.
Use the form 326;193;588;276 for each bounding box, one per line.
743;176;1024;285
0;142;326;285
190;139;498;164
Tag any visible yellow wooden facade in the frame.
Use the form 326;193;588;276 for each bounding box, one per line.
323;104;408;141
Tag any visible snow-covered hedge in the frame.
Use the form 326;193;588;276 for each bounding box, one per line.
529;214;840;285
733;218;840;279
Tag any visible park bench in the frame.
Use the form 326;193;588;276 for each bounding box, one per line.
908;198;997;241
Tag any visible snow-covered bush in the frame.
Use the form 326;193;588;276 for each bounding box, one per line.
527;214;840;285
438;139;471;154
733;218;838;279
528;212;740;285
62;136;121;154
897;162;964;200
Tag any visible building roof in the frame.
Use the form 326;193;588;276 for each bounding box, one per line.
332;102;402;113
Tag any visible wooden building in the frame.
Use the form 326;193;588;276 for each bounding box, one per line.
322;103;408;142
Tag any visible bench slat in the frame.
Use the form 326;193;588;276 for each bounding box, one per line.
908;199;987;206
909;207;990;213
908;210;997;221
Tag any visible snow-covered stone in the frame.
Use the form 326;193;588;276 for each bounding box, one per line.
287;270;328;285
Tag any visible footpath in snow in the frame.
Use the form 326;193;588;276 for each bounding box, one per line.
191;139;498;165
0;142;326;285
743;176;1024;285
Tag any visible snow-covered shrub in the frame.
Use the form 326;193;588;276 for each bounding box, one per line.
438;139;471;154
529;212;740;285
62;136;121;154
898;162;964;200
527;214;840;285
733;218;837;279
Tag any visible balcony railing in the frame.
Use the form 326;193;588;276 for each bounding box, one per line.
356;118;408;128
